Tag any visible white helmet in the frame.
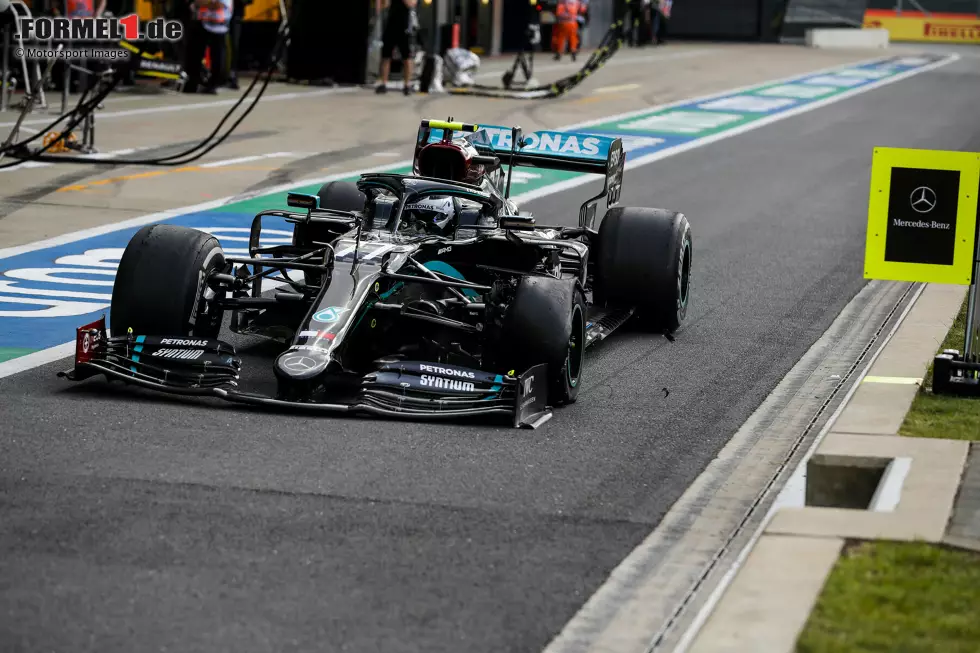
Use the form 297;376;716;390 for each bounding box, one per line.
402;196;457;234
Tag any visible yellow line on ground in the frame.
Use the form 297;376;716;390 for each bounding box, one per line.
571;92;629;105
863;376;923;385
56;165;278;192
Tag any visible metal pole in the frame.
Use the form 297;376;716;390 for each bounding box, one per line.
965;184;980;364
0;45;59;159
965;266;979;362
432;0;440;55
61;0;69;115
2;26;10;113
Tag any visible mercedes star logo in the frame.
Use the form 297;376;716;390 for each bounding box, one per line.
910;186;937;214
282;355;319;372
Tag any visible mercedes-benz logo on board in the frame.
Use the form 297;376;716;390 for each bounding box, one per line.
910;186;937;214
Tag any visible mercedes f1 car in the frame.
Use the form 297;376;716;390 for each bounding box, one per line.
59;119;693;428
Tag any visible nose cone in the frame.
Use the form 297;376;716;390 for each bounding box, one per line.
274;350;331;381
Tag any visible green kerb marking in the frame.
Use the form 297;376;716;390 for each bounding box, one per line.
0;347;40;363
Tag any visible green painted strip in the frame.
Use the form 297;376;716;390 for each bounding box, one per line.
0;347;39;363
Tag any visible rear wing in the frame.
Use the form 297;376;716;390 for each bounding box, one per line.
418;119;624;229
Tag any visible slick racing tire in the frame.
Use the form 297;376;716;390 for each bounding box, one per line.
110;224;225;338
501;276;586;406
292;181;366;286
594;207;692;333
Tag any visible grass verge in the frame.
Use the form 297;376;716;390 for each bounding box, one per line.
899;296;980;440
797;540;980;653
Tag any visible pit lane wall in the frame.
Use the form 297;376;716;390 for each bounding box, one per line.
0;55;950;367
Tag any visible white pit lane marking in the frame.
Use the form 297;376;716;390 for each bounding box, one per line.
756;84;837;99
802;74;867;87
617;110;743;134
592;83;642;95
697;96;796;112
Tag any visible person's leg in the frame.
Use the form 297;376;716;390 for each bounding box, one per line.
401;38;413;94
183;23;207;93
569;22;579;58
206;31;226;91
377;33;395;92
227;18;240;90
553;24;566;60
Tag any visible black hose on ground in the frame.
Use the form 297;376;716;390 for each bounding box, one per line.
446;14;630;100
0;5;294;169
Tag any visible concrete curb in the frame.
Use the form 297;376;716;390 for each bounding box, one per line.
678;282;971;653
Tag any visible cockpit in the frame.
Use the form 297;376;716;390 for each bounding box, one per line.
357;179;497;239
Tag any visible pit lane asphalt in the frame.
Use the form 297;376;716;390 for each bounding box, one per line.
3;51;979;653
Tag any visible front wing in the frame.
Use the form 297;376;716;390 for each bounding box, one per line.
57;317;553;429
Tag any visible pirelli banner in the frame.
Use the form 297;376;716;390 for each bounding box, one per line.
863;10;980;44
865;148;980;285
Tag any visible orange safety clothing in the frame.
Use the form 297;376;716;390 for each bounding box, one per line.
551;21;579;54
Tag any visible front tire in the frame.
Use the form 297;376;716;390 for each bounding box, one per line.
110;224;225;338
594;207;692;333
499;276;586;406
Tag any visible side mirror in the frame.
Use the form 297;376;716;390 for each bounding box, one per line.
472;155;500;167
287;193;320;210
500;215;536;230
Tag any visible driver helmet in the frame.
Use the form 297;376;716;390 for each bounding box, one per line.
401;196;456;235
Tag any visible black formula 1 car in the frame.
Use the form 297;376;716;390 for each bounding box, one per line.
59;119;693;428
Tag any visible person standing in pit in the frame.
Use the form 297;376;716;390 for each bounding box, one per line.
225;0;250;90
552;0;581;61
60;0;107;94
376;0;418;95
576;0;589;52
184;0;233;94
652;0;670;44
65;0;107;17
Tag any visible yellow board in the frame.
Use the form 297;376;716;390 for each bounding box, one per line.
865;148;980;285
135;0;154;21
245;0;282;21
134;0;281;22
862;12;980;43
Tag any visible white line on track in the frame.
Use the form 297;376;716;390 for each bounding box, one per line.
592;83;641;94
1;144;156;172
198;152;303;168
0;52;958;382
471;48;715;80
0;87;358;128
0;148;313;173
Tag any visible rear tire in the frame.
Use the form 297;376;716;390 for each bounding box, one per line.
292;181;366;286
500;276;586;406
594;207;692;333
110;224;225;338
